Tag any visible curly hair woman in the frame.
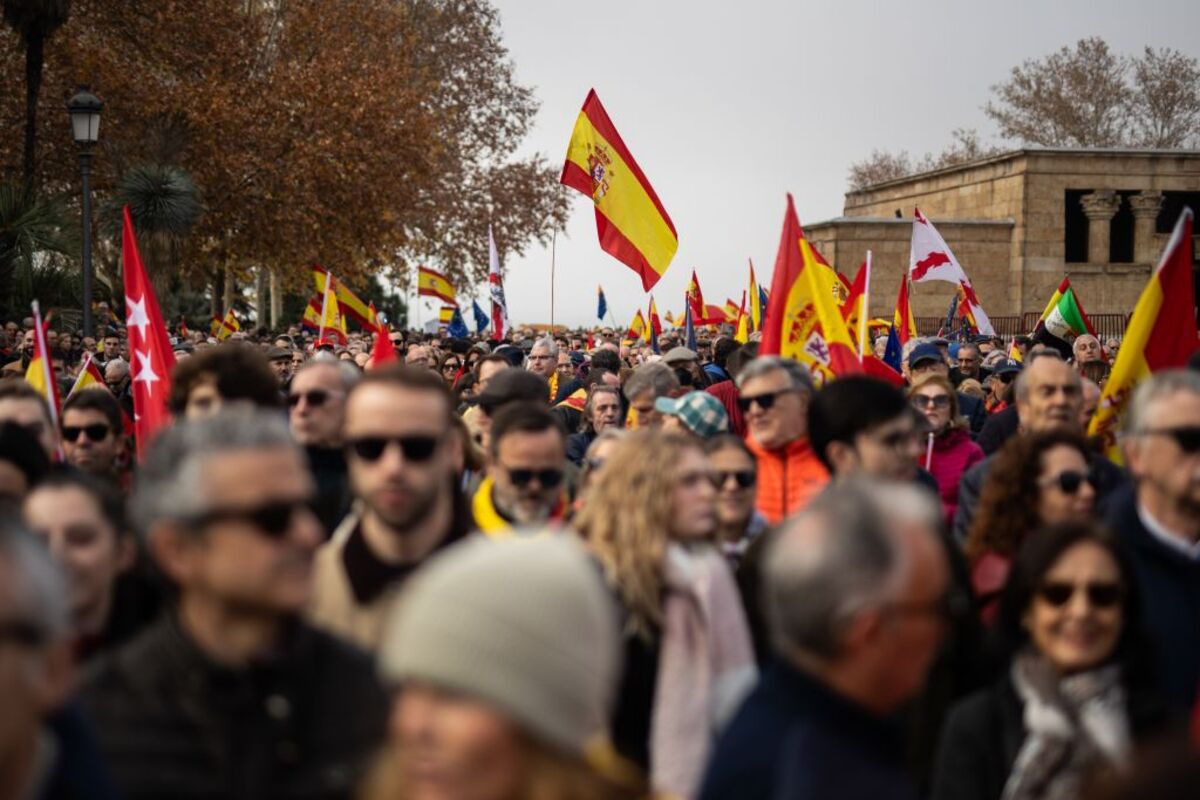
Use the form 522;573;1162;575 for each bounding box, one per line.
965;430;1096;623
574;430;756;798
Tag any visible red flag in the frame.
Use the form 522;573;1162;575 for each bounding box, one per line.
121;206;176;459
368;302;398;370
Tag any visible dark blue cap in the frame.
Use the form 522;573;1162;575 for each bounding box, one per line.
907;343;943;368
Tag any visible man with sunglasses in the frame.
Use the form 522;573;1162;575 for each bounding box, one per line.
82;410;387;800
736;357;827;525
61;390;124;485
289;361;360;534
309;366;469;651
1106;369;1200;712
473;403;569;537
953;354;1128;543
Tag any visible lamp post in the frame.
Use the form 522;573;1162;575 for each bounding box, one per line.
67;86;102;339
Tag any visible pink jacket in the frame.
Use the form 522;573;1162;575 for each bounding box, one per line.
925;427;985;527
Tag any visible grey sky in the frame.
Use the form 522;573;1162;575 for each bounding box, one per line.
419;0;1199;329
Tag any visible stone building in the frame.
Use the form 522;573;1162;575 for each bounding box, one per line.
805;148;1200;328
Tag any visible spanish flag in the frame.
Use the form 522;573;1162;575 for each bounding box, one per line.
893;274;918;346
1089;208;1198;461
67;353;106;398
418;266;458;305
438;305;456;327
23;301;61;430
301;297;322;332
313;266;376;327
215;309;240;340
748;260;763;332
840;254;871;356
209;315;222;337
317;279;348;345
561;89;678;291
734;291;750;344
760;195;862;383
686;270;707;323
627;309;648;343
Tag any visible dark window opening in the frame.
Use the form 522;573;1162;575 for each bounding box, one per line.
1064;190;1088;263
1110;192;1135;263
1158;191;1200;233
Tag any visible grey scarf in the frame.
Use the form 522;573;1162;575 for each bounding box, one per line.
1001;650;1131;800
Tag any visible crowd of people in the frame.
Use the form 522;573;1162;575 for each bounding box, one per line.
1;315;1199;800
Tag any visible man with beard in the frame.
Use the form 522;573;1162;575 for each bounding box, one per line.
472;403;568;536
308;366;469;651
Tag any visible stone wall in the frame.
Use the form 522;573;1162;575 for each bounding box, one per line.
805;218;1013;319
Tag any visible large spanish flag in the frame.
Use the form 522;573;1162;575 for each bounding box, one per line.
312;266;377;327
561;89;678;291
1089;208;1198;461
840;254;871;356
417;266;458;305
760;195;862;383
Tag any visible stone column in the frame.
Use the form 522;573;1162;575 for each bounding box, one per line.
1129;191;1164;264
1080;190;1120;264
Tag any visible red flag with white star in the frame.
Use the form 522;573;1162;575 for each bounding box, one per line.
121;205;176;459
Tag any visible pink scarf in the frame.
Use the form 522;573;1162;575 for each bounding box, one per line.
651;544;757;798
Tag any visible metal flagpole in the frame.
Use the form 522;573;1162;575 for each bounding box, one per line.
550;230;557;331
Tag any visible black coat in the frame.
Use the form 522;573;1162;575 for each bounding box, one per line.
930;672;1170;800
1105;486;1200;712
700;662;916;800
80;615;387;800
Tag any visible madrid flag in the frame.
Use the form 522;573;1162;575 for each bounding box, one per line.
122;206;176;459
1089;208;1198;461
760;194;862;383
561;89;678;291
909;208;995;335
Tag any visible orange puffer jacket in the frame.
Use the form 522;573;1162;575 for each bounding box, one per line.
747;435;828;524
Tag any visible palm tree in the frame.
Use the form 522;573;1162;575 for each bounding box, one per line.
2;0;72;187
102;163;203;316
0;180;79;319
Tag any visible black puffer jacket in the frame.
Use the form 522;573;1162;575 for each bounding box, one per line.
80;614;387;800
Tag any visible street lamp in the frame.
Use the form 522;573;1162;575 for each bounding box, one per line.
67;86;102;339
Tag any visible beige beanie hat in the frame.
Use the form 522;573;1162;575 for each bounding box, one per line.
379;534;620;756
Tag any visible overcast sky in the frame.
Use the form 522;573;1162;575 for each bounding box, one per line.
414;0;1199;329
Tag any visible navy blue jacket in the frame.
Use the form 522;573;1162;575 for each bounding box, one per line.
700;662;916;800
1105;486;1200;711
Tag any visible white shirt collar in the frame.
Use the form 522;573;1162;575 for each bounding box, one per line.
1136;503;1200;561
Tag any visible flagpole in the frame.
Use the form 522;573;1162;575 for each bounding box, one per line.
550;230;557;331
860;250;871;361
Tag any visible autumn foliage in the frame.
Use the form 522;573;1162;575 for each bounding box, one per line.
0;0;567;296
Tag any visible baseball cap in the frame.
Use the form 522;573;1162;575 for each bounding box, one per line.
654;391;730;439
907;343;943;368
993;359;1023;376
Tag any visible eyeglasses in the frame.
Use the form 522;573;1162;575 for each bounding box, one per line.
442;362;461;372
287;390;339;408
185;497;317;540
737;388;798;413
1037;581;1123;609
503;467;563;488
714;470;756;489
910;394;951;410
1039;470;1096;494
1132;426;1200;455
347;435;440;463
62;423;111;442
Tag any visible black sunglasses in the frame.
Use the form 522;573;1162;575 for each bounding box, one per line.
288;390;336;408
186;497;317;540
62;423;110;442
1041;470;1096;494
1037;581;1123;609
504;467;563;488
910;394;951;410
347;435;439;463
1137;425;1200;455
714;470;756;489
737;389;796;413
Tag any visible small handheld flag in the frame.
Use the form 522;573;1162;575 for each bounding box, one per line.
597;286;608;321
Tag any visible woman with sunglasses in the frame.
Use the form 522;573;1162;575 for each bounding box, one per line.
438;352;464;389
966;431;1098;625
909;374;985;527
932;521;1169;800
574;430;756;798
